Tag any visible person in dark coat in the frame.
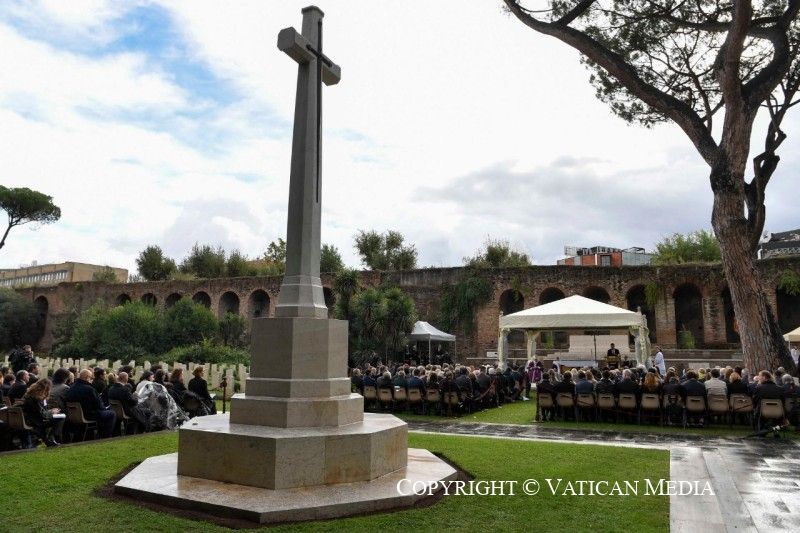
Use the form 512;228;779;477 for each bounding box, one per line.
753;371;785;405
107;372;139;418
615;369;642;400
594;370;615;395
64;369;116;438
187;366;216;414
536;373;557;420
407;368;426;396
727;372;750;396
680;370;707;400
554;372;576;395
575;371;594;395
21;378;62;446
10;345;35;374
8;370;29;402
92;367;108;399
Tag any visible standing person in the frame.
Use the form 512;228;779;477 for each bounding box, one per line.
791;345;799;369
654;346;667;377
525;359;537;398
10;345;35;374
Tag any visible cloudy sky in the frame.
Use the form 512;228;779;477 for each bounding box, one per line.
1;0;797;274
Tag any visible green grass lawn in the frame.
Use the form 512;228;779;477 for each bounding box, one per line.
394;395;781;438
0;431;668;532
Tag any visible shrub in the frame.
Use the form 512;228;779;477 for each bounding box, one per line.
218;312;247;347
163;297;217;347
161;340;250;365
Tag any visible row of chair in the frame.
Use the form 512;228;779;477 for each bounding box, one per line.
362;386;468;415
538;391;795;430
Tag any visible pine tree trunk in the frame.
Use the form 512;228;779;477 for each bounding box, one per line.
711;168;795;374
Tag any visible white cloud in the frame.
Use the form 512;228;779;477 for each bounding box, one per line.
0;1;797;275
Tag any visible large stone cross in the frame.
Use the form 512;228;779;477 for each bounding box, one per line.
275;6;341;319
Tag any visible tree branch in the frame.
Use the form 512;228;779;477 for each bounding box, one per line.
504;0;719;164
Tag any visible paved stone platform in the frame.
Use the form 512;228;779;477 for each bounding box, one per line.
115;447;457;524
407;421;800;532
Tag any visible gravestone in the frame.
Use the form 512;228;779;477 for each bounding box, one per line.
115;7;455;523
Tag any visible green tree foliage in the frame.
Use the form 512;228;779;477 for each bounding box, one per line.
0;288;41;349
778;271;800;297
136;245;177;281
354;229;417;271
464;238;531;268
254;238;287;276
349;285;417;355
62;301;163;361
92;266;119;283
321;243;344;273
0;186;61;251
332;268;360;321
218;312;247;347
225;250;252;277
652;230;721;265
162;297;217;347
180;243;226;278
438;276;493;334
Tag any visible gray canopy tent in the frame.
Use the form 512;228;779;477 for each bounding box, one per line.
409;321;457;359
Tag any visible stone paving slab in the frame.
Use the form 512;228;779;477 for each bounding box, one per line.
406;421;800;532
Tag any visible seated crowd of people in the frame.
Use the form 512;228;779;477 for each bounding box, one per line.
534;363;798;429
350;361;533;413
0;361;218;449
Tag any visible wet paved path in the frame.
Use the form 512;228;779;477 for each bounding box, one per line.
407;421;800;532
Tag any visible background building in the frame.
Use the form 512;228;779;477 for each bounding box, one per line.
759;229;800;259
0;261;128;288
557;246;654;266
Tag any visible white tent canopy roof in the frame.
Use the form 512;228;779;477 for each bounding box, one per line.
784;325;800;342
409;321;456;342
499;294;643;330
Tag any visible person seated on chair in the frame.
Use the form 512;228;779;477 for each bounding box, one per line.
169;368;187;404
641;371;662;396
8;370;29;402
92;367;108;399
107;372;139;419
575;370;594;395
704;368;727;397
615;369;641;400
363;367;378;390
376;370;393;391
680;370;706;401
781;373;799;425
48;369;72;413
27;363;40;384
554;371;576;396
136;371;154;396
1;372;13;397
64;369;116;439
350;368;364;394
594;369;615;395
392;370;408;391
727;372;750;396
662;373;683;398
407;368;426;396
101;372;117;406
22;378;62;446
187;367;216;415
536;373;556;420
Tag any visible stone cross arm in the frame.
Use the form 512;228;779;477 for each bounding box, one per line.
277;27;341;86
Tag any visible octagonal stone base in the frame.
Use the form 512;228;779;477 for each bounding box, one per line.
115;447;457;525
177;412;407;489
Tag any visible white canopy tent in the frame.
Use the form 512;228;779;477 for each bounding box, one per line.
784;325;800;343
497;295;650;369
409;321;457;359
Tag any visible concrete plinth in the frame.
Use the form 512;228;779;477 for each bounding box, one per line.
116;447;457;525
177;413;407;489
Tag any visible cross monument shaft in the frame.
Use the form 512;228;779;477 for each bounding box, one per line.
275;6;340;319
